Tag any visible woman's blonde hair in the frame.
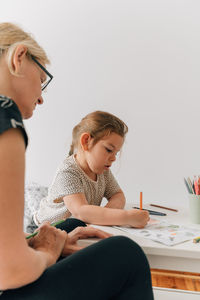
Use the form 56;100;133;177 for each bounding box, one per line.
69;111;128;155
0;22;49;75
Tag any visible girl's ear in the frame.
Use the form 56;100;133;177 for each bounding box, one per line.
80;133;92;151
12;44;28;74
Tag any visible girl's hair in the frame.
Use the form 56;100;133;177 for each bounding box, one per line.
0;22;49;75
69;111;128;155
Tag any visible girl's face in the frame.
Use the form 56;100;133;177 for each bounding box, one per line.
85;132;124;175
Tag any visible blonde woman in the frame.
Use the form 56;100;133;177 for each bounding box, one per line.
0;23;153;299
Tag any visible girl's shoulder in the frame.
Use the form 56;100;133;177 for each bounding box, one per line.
50;155;84;190
59;155;83;176
62;155;77;169
0;95;28;147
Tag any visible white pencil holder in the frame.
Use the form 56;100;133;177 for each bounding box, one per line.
189;194;200;224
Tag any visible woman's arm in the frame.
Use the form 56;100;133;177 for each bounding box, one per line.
63;193;149;227
104;189;126;209
0;129;66;290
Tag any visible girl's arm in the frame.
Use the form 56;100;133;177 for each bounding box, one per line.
63;193;149;227
0;129;66;290
104;189;126;209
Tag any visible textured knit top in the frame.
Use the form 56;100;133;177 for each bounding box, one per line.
0;95;28;147
34;155;121;225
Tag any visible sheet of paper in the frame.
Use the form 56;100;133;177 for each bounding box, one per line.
114;219;200;246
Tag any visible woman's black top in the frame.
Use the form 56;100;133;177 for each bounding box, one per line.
0;95;28;147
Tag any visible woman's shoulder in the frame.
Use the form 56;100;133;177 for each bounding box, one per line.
0;95;28;147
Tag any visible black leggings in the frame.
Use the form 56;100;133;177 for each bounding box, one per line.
2;219;154;300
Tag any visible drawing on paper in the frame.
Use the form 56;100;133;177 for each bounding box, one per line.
115;220;200;246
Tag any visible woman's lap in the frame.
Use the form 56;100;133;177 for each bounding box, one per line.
55;217;86;232
2;219;153;300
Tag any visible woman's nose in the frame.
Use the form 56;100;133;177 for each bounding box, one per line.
37;96;44;105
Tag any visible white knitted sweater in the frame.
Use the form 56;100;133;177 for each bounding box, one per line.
34;155;120;225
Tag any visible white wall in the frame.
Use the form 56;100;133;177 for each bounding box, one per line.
2;0;200;207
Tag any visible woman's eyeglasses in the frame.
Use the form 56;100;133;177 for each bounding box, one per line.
31;55;53;91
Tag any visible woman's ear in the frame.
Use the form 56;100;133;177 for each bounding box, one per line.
80;133;92;151
12;44;28;74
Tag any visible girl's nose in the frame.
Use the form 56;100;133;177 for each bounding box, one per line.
110;154;116;162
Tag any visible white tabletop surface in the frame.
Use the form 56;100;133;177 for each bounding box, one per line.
78;203;200;261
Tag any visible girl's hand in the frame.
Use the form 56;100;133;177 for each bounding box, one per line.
127;209;150;228
61;226;112;256
28;222;67;266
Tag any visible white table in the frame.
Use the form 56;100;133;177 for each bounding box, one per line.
78;204;200;299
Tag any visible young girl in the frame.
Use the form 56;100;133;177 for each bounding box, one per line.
33;111;149;228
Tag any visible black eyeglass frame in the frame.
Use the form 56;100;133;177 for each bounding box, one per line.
31;55;53;91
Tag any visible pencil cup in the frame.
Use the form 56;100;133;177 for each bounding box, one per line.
188;194;200;224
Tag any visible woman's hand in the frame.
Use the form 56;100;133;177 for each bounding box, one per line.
61;226;112;256
28;222;67;267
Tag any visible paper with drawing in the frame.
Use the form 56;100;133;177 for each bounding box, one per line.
115;219;200;246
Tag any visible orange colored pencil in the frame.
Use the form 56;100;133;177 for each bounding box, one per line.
140;192;143;210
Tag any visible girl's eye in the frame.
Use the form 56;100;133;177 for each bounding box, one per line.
105;147;112;153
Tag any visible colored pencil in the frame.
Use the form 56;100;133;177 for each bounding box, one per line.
133;207;166;216
184;177;192;194
150;204;178;212
26;219;65;239
140;192;143;210
193;236;200;243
